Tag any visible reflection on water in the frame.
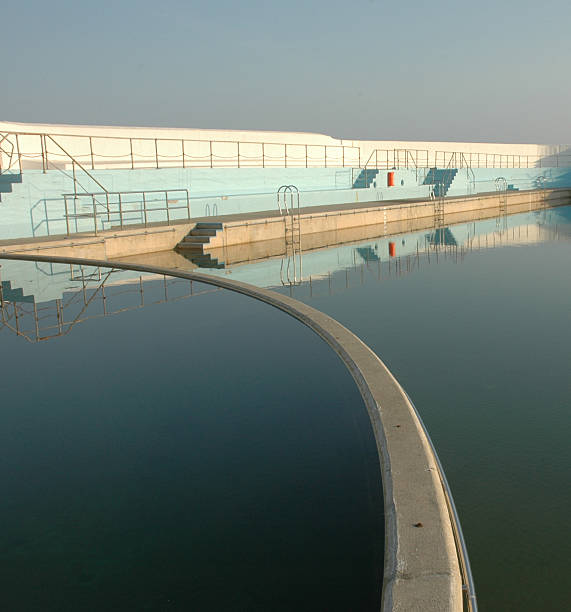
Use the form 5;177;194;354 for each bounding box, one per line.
0;262;383;611
190;206;570;291
0;264;217;343
175;205;571;611
276;207;571;612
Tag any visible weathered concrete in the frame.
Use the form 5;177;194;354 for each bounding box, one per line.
191;196;563;267
0;252;464;611
0;221;192;260
4;188;566;265
201;188;570;252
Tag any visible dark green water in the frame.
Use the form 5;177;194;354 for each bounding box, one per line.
0;271;383;611
272;207;571;611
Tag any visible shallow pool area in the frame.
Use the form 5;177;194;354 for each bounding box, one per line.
0;264;383;611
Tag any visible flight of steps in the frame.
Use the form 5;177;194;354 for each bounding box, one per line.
0;172;23;203
422;168;459;197
352;168;380;189
176;222;225;269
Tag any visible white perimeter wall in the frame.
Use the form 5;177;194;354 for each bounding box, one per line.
1;120;569;171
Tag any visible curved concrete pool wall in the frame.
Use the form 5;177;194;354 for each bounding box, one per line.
0;253;464;611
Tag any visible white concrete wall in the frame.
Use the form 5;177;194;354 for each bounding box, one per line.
2;120;569;171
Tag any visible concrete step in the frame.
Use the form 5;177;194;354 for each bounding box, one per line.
182;235;210;244
195;222;223;229
190;228;218;236
177;242;205;251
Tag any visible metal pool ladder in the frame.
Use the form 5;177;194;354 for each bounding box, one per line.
277;185;302;286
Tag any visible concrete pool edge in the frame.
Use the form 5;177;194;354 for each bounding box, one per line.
0;253;464;611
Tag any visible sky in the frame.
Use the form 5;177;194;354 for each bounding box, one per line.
3;0;571;143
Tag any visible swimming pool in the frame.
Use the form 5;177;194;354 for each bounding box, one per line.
196;204;571;611
0;264;383;611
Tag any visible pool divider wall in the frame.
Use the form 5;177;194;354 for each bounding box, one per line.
0;253;466;611
2;187;568;264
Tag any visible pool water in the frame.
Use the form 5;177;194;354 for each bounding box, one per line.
0;268;383;611
261;205;570;611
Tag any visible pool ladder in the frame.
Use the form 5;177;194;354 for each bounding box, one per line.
277;185;302;286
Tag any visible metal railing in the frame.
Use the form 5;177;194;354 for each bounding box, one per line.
0;130;361;170
363;148;571;170
363;148;431;171
3;131;570;172
62;188;190;235
0;133;22;175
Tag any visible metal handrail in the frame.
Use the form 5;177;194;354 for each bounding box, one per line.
1;130;361;170
61;188;190;236
45;135;109;196
0;134;18;175
402;390;478;612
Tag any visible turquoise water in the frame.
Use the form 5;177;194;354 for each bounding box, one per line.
0;268;383;611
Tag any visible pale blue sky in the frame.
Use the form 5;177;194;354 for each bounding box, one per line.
4;0;570;142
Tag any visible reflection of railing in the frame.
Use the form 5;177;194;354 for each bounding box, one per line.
0;264;217;343
62;188;191;235
0;131;361;170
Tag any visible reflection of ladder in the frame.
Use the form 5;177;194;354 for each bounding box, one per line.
434;183;445;226
277;185;302;285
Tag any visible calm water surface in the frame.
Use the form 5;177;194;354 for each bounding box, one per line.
262;206;570;611
0;267;383;611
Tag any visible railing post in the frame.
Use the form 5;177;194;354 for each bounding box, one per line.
89;136;95;170
237;141;240;168
262;142;265;168
72;161;78;200
106;193;110;222
165;191;170;224
284;144;287;168
143;192;148;226
181;139;186;169
210;141;213;168
342;146;345;167
41;134;46;173
64;195;70;236
118;193;123;228
185;189;190;220
324;145;327;168
92;195;98;235
305;144;308;168
154;139;159;169
130;138;134;169
15;134;22;174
